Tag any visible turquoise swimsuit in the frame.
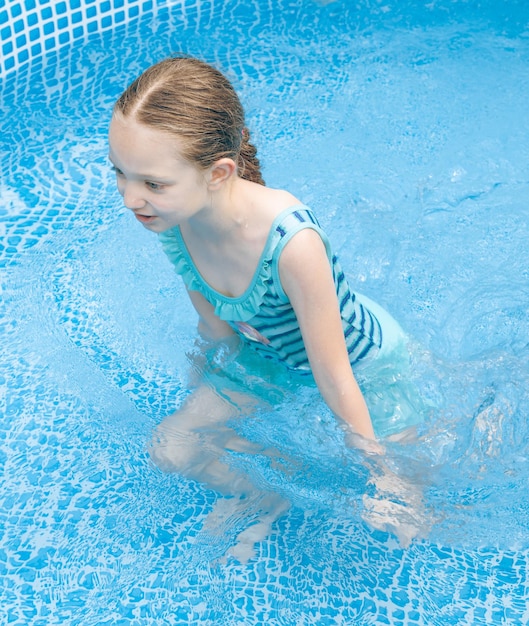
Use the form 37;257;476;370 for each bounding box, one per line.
159;205;384;375
159;204;423;437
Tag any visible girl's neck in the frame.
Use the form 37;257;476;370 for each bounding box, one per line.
185;176;259;241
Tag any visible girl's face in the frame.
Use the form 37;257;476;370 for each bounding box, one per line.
108;115;210;232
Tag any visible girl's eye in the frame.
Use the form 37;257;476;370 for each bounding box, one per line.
146;182;164;191
111;165;124;177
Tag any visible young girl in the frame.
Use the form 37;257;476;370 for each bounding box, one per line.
108;58;425;552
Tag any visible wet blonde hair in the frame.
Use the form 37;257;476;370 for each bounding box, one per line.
113;56;264;185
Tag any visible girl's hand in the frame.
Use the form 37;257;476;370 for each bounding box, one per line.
346;430;386;456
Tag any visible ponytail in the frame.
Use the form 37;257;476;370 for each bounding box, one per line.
238;127;265;185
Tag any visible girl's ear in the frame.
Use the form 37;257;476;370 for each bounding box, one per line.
208;158;237;190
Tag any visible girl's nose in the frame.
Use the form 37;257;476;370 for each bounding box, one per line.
122;182;146;210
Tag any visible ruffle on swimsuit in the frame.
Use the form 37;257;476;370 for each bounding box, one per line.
158;206;308;323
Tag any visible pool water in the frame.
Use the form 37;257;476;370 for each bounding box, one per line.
2;0;529;623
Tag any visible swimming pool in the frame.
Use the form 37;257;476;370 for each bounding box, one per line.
2;0;529;623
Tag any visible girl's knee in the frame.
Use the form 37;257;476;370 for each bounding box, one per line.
148;425;198;472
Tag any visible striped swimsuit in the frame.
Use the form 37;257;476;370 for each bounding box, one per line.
158;205;383;375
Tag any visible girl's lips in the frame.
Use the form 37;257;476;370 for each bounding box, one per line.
134;213;156;224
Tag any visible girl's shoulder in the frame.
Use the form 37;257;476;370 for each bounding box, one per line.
269;189;301;217
266;187;300;210
244;180;301;219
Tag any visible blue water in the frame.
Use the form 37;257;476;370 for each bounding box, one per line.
1;0;529;623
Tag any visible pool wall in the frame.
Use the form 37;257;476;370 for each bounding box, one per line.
0;0;183;78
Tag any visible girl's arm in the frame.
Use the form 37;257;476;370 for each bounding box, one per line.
187;288;237;341
151;288;258;485
279;228;376;441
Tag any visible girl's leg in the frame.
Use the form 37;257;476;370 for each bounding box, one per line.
149;382;290;561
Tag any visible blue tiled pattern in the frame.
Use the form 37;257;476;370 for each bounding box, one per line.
2;0;529;623
0;0;168;76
